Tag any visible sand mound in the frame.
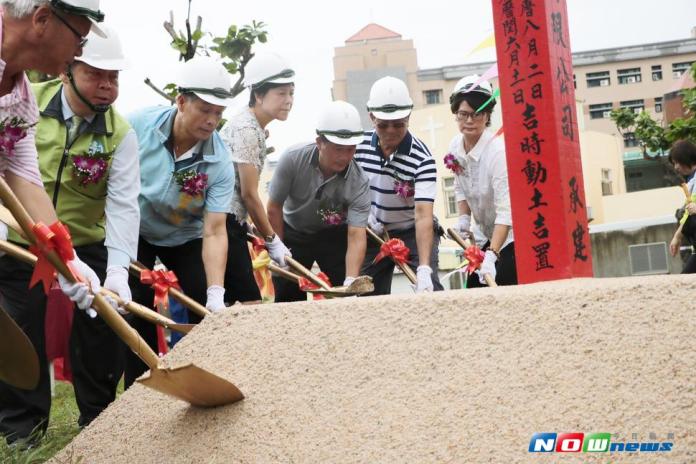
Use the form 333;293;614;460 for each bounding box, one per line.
51;275;696;463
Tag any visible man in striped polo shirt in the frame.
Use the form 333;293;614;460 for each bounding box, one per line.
355;76;443;294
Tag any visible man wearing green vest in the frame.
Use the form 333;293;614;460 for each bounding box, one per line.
0;27;139;443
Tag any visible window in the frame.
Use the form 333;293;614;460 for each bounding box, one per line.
655;97;663;113
623;132;639;148
620;99;645;114
423;89;442;105
617;67;642;84
601;169;613;196
651;65;662;81
672;61;694;78
629;242;668;275
589;102;612;119
586;71;610;88
442;177;458;217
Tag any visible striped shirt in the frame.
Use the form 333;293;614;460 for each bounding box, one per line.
354;130;437;231
0;12;43;186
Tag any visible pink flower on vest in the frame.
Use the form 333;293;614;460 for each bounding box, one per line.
71;154;108;186
393;175;415;199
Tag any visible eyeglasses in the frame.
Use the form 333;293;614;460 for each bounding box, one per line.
52;10;88;48
455;110;487;122
178;87;233;99
375;121;408;130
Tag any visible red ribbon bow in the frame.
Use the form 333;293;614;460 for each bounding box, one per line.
373;238;410;266
29;221;78;294
298;272;332;301
140;269;181;310
464;246;485;274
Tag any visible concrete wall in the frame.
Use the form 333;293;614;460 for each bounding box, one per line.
591;222;683;277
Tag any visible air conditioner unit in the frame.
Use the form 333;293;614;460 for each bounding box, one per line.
602;111;611;118
673;71;683;79
633;108;642;114
626;76;636;83
600;79;609;86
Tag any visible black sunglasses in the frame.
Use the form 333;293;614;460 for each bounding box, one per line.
52;10;87;48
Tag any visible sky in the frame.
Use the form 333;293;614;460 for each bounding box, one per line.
99;0;696;154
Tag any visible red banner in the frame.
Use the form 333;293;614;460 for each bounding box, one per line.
493;0;593;283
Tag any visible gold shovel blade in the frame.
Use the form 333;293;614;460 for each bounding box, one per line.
307;275;374;297
0;305;39;390
137;363;244;407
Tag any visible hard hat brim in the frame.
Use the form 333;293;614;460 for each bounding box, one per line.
370;108;411;121
89;19;106;38
193;92;231;108
77;57;128;71
324;133;364;146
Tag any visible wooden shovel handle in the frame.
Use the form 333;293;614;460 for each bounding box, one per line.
365;227;418;285
128;261;211;317
0;177;161;368
446;228;497;287
284;256;333;290
268;262;300;283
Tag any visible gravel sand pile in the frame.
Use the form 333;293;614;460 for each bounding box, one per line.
51;275;696;463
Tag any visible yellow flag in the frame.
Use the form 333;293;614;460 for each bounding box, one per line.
467;34;495;57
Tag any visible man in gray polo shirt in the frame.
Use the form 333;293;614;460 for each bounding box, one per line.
267;101;370;302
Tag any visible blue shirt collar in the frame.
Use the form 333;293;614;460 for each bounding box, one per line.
156;107;220;161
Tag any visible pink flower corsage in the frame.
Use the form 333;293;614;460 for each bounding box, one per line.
0;116;35;156
174;169;208;197
318;201;346;226
393;176;415;199
71;154;109;186
444;153;464;175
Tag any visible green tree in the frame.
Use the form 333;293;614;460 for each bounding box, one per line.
145;0;267;102
610;62;696;157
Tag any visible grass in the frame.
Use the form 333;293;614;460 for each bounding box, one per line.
0;379;123;464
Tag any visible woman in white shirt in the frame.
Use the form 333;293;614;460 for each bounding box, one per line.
446;74;517;286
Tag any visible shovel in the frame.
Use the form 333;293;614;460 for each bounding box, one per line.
0;177;243;407
128;261;211;318
446;228;497;287
284;255;375;296
365;227;417;284
0;239;195;336
0;303;39;390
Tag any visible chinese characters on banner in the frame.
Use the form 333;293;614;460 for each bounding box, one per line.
492;0;593;283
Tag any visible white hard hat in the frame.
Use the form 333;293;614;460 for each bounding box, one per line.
366;76;413;120
450;74;493;104
243;52;295;89
176;57;232;107
316;100;364;146
76;26;127;71
50;0;105;38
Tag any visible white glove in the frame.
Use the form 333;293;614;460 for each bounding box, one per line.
343;276;356;287
415;265;434;293
477;250;498;285
103;266;131;315
57;253;99;318
457;214;471;238
0;221;6;258
205;285;226;313
265;235;291;267
368;213;384;236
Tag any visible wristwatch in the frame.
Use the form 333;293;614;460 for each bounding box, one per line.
264;233;276;243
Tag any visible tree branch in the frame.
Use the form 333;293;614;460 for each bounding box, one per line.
144;78;175;104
